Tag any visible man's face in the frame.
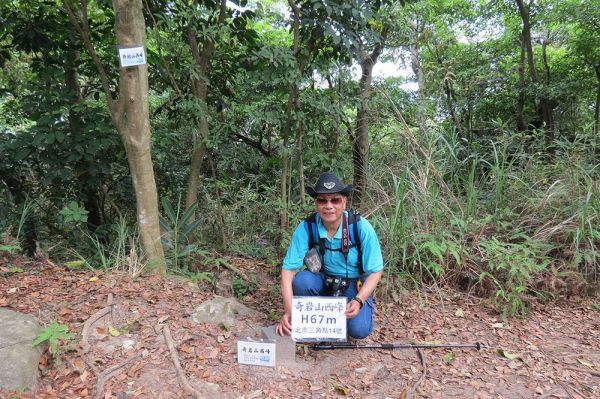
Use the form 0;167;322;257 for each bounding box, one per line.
315;194;346;226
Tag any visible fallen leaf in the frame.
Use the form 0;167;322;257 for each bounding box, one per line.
108;326;121;337
577;358;596;368
334;385;349;396
442;351;455;364
497;349;521;360
89;276;99;282
96;327;107;335
455;308;465;317
309;385;323;391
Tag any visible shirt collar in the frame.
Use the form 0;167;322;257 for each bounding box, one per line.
316;210;347;240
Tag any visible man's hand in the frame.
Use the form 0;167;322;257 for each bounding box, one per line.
345;299;361;319
275;313;292;336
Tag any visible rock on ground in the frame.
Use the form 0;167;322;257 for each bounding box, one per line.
190;296;261;329
0;308;43;392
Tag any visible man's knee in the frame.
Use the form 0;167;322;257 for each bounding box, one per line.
348;322;373;339
292;270;323;296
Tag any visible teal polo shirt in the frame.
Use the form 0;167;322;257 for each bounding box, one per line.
282;211;384;278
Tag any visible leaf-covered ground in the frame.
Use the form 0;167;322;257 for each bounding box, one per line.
1;256;599;399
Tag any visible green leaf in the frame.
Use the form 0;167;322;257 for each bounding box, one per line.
161;198;177;224
182;218;203;240
8;267;24;273
442;351;455;364
64;260;85;268
497;349;521;360
14;148;31;161
177;244;197;258
159;217;172;233
179;201;199;226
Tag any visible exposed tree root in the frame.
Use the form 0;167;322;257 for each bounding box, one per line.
407;348;426;399
163;324;218;399
81;298;112;352
564;366;600;378
93;353;141;399
222;262;251;283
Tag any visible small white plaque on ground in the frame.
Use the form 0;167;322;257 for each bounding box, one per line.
118;46;146;67
237;340;276;367
291;296;347;342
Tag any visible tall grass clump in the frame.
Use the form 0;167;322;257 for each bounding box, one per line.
366;111;598;316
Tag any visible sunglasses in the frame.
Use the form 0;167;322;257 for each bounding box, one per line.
315;197;345;205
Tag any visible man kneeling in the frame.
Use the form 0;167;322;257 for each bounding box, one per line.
276;172;384;339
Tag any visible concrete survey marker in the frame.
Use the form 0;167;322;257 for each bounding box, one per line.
0;308;43;392
261;325;295;365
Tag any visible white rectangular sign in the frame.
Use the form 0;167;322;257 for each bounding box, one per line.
118;46;146;67
237;340;276;367
291;296;347;342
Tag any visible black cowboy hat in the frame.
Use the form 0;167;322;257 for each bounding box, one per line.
306;172;353;198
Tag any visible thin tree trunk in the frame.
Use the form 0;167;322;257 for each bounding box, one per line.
352;28;388;206
516;39;527;132
184;0;226;211
443;79;462;134
516;0;537;83
540;38;555;143
516;0;554;137
65;50;104;233
295;127;305;202
279;0;302;239
595;64;600;135
207;151;227;251
409;19;427;135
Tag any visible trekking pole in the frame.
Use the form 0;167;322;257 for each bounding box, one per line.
313;342;482;351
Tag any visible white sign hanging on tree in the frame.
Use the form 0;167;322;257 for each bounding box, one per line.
291;296;347;342
118;46;146;67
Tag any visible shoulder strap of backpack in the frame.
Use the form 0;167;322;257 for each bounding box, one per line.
348;210;364;275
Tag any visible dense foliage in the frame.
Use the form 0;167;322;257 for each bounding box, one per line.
1;0;598;315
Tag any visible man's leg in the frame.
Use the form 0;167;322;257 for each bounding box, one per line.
344;280;375;339
292;270;326;296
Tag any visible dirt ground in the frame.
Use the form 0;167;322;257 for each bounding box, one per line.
0;256;599;399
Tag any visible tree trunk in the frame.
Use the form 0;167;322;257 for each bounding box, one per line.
295;125;305;202
279;0;302;239
516;0;537;82
184;0;226;211
65;50;104;233
65;0;166;272
409;19;427;135
353;35;386;206
516;39;527;132
595;64;600;135
540;38;555;144
112;0;165;272
516;0;554;138
207;150;227;251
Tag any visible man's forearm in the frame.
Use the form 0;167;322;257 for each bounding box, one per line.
281;269;295;314
356;271;382;302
